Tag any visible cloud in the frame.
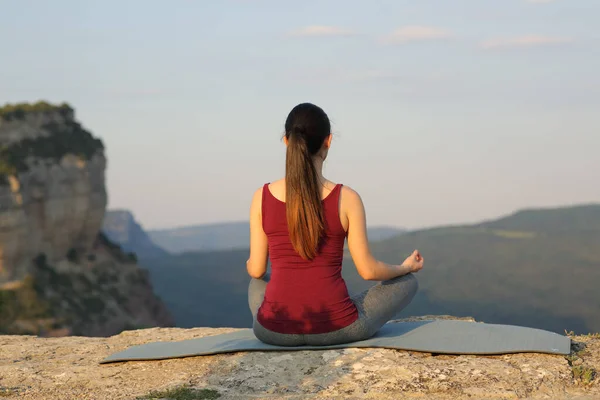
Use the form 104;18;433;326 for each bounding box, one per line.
526;0;557;3
288;26;356;37
381;26;451;44
481;35;573;49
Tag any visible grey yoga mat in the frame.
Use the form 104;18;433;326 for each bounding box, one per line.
101;320;571;364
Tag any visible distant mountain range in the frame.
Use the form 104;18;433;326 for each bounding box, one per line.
147;223;406;254
102;211;405;257
139;204;600;335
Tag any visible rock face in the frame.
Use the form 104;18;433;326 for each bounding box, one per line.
0;317;597;400
102;209;169;260
0;102;106;283
0;101;174;336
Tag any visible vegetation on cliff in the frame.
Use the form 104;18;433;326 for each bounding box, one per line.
0;234;172;337
0;252;105;336
0;101;104;184
0;101;73;121
0;274;54;334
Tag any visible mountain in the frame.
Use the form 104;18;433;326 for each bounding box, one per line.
143;204;600;335
365;226;407;242
475;204;600;233
102;210;169;260
148;222;405;254
351;203;600;334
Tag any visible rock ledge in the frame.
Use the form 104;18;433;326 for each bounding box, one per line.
0;317;598;400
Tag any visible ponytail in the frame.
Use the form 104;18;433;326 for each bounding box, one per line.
285;126;325;260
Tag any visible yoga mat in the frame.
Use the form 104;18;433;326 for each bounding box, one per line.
101;320;571;364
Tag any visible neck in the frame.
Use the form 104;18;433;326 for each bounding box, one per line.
312;156;325;184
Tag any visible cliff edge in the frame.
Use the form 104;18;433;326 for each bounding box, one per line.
0;317;597;400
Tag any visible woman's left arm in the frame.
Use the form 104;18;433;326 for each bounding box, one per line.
246;187;268;279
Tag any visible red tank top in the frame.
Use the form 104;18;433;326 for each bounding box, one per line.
256;182;359;334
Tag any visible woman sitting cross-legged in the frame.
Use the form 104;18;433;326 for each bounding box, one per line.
247;102;424;346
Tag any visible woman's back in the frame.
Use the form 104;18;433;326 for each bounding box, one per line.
257;180;359;334
247;102;422;346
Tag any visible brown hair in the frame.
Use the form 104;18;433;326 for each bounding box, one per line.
284;103;331;260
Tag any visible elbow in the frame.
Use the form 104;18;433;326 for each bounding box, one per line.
361;273;378;281
246;260;265;279
353;254;380;281
246;260;256;278
357;266;377;281
248;270;264;279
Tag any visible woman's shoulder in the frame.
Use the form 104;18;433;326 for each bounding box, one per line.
269;179;285;190
340;184;361;200
252;179;284;204
252;179;282;193
338;185;365;218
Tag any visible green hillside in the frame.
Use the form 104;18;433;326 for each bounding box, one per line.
142;204;600;334
477;203;600;233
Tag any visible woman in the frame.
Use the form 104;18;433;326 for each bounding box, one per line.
247;102;423;346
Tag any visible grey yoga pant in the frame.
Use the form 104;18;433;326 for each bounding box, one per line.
248;272;418;346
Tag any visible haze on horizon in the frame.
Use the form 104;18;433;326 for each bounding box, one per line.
1;0;598;231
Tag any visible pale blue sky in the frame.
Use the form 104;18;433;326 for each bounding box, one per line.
1;0;598;230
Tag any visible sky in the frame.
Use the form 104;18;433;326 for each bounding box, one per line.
1;0;599;230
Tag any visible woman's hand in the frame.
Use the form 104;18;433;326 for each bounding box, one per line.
402;250;424;273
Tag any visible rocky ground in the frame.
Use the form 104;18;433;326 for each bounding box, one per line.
0;317;598;400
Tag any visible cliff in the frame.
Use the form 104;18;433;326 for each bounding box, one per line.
102;209;169;260
0;101;105;283
0;317;597;400
0;101;173;336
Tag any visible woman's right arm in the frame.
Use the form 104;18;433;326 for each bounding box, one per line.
343;187;423;281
